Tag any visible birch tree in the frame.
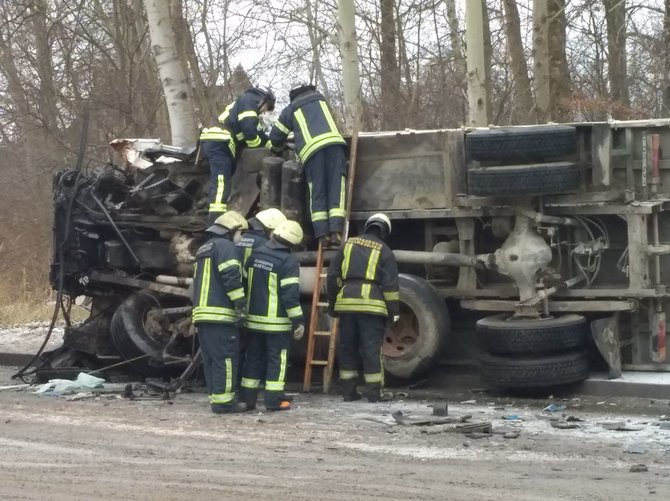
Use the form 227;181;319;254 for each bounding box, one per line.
465;0;488;126
337;0;363;133
144;0;197;146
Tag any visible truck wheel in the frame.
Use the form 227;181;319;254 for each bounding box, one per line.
110;292;174;376
465;125;577;162
477;314;586;356
468;162;579;196
383;274;450;379
479;351;590;389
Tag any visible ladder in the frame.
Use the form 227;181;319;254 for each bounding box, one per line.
303;130;359;393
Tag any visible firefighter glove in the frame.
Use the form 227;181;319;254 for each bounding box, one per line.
234;301;247;327
270;144;286;157
293;323;305;341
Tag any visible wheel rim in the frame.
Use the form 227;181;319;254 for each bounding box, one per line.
383;302;419;358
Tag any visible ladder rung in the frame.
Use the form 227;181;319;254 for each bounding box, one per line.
316;301;329;307
314;330;331;336
319;273;328;278
310;360;328;366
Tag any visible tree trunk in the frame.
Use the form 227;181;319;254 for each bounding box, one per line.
664;0;670;116
533;0;551;123
337;0;363;133
547;0;571;121
603;0;629;116
380;0;401;129
481;0;493;123
446;0;466;125
503;0;535;123
144;0;197;147
465;0;488;126
30;0;58;132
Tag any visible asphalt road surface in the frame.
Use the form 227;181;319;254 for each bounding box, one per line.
1;367;669;500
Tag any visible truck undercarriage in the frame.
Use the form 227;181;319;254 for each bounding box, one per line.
41;121;670;389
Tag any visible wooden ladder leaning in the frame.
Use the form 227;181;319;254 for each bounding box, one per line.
303;131;359;393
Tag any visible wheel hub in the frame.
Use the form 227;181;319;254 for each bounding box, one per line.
383;304;419;358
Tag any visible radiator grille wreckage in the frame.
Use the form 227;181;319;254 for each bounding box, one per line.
26;120;670;389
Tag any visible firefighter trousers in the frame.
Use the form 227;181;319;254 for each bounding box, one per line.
202;140;235;224
197;322;240;407
304;145;347;239
239;330;291;409
337;313;386;395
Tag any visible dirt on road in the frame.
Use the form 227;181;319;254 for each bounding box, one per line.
1;366;669;501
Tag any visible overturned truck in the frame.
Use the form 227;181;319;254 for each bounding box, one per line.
49;121;670;388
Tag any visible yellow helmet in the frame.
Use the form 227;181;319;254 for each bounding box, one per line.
207;210;249;235
255;208;287;231
273;220;303;246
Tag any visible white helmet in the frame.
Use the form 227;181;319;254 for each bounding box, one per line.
207;211;249;235
364;213;392;236
273;220;304;246
255;208;287;231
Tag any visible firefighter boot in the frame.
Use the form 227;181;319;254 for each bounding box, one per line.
329;232;342;247
364;383;392;403
340;379;362;402
211;401;249;414
239;388;258;411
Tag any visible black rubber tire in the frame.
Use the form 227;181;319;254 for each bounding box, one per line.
479;351;590;389
477;314;586;356
468;162;579;196
383;274;450;379
465;125;577;162
110;292;168;376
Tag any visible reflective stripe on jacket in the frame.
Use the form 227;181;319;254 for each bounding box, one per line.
327;233;399;317
269;90;345;163
235;229;268;268
244;240;304;332
192;235;245;324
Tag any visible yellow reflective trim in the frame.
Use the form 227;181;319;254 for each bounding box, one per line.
294;109;312;142
340;370;358;380
199;258;211;306
280;277;300;287
243;247;252;268
311;211;328;222
210;392;234;404
265;140;272;149
342;243;353;279
320;101;339;133
217;101;234;123
209;203;228;212
193;306;237;315
200;127;231;141
245;321;292;332
246;314;291;325
265;380;284;391
228;288;244;301
215;174;225;204
339;175;346;211
307;182;314;217
299;133;345;162
278;349;287;385
329;208;346;218
362;284;370;299
246;268;254;309
238;110;258;120
241;377;260;389
218;259;241;272
364;372;383;383
236;132;245;141
246;136;262;148
384;291;400;301
286;305;302;318
365;249;380;281
274;120;290;135
268;272;278;317
225;358;232;395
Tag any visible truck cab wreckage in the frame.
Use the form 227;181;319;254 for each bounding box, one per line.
45;120;670;389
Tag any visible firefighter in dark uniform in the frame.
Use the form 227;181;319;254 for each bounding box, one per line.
236;207;287;268
200;87;276;223
240;220;305;411
268;83;347;247
192;210;250;414
327;213;399;402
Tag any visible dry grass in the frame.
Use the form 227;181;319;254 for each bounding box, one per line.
0;272;54;326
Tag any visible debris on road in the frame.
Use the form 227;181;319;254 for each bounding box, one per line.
33;372;105;396
630;464;648;473
624;443;647;454
544;403;567;413
550;420;580;430
391;409;471;426
0;384;29;391
432;401;448;416
599;421;645;431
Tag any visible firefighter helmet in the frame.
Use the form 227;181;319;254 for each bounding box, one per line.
255;208;287;231
289;82;316;102
273;220;304;246
207;211;249;235
364;213;392;236
259;86;276;111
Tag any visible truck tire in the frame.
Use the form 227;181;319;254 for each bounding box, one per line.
468;162;579;196
477;314;586;356
110;292;170;376
479;351;590;389
465;125;577;162
383;274;450;379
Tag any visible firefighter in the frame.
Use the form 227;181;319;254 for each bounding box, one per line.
200;86;276;223
327;213;399;402
240;220;305;411
236;207;287;268
192;210;250;414
269;83;347;247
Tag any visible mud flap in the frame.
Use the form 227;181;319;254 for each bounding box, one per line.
590;315;621;379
